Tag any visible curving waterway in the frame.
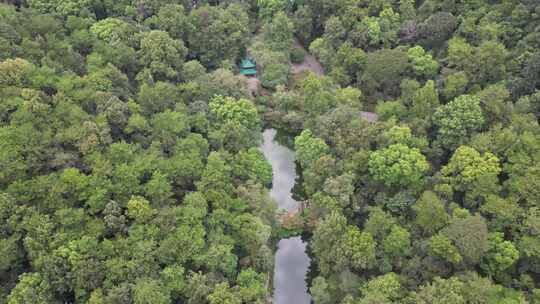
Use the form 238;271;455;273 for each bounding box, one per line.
260;128;311;304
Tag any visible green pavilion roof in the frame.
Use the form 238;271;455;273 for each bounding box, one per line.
240;58;256;69
240;68;257;75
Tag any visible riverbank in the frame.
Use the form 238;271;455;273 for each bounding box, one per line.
260;129;312;304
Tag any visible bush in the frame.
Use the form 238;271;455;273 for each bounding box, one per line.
290;48;305;64
261;63;289;89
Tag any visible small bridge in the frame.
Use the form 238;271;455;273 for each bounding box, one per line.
277;200;310;231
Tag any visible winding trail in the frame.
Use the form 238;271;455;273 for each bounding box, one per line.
290;39;378;122
246;37;379;125
291;39;324;76
246;77;261;97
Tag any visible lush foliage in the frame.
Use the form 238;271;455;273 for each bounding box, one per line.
0;2;274;303
260;0;540;302
2;0;540;302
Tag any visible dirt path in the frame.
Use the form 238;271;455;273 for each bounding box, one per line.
290;39;378;122
291;39;324;76
246;77;261;97
360;111;378;123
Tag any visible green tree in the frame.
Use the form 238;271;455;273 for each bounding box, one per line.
479;195;521;232
475;41;508;84
311;211;348;275
362;17;383;46
441;146;501;193
261;63;290;89
7;272;55;304
361;272;402;301
364;207;397;241
133;279;171;304
429;234;463;264
434;95;485;149
292;5;313;43
27;0;97;16
146;4;191;41
138;30;187;81
137;81;182;115
262;12;294;53
399;0;416;20
310;276;333;304
418;12;457;48
233;148;273;187
208;95;260;151
300;74;339;118
446;37;474;71
126;196;154;222
158;223;206;265
209;95;260;130
151;110;190;150
368;144;429;188
443;72;468;100
323;16;346;48
383;225;412;261
196;151;233;202
258;0;288;20
232;213;271;255
362;48;409;97
294;129;330;168
90;18;136;44
201;244;238;278
343;226;376;270
408;80;440;132
309;38;334;68
236;268;267;302
185;272;212;304
144;170;173;206
413;191;449;235
208;282;241;304
481;233;519;276
322;173;355;209
442;215;489;265
416;277;465;304
160;264;186;301
407;45;439;78
0;58;33;86
188;4;249;68
460;272;527;304
303;155;337;197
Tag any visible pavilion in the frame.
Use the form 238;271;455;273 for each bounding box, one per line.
239;58;257;76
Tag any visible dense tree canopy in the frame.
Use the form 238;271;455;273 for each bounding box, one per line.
2;0;540;302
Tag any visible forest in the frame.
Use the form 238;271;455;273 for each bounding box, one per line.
0;0;540;303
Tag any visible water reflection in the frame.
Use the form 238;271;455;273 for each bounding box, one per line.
260;129;311;304
260;129;298;212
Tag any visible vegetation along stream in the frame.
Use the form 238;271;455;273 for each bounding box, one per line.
260;129;311;304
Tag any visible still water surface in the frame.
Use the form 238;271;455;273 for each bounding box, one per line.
260;129;311;304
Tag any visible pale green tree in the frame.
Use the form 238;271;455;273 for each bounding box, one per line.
481;232;519;276
407;46;439;78
294;129;330;168
441;146;501;192
434;95;485;149
361;272;402;301
429;234;462;264
368;144;429;188
415;277;465;304
343;226;376;270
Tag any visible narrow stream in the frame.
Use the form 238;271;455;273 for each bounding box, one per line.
260;128;311;304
